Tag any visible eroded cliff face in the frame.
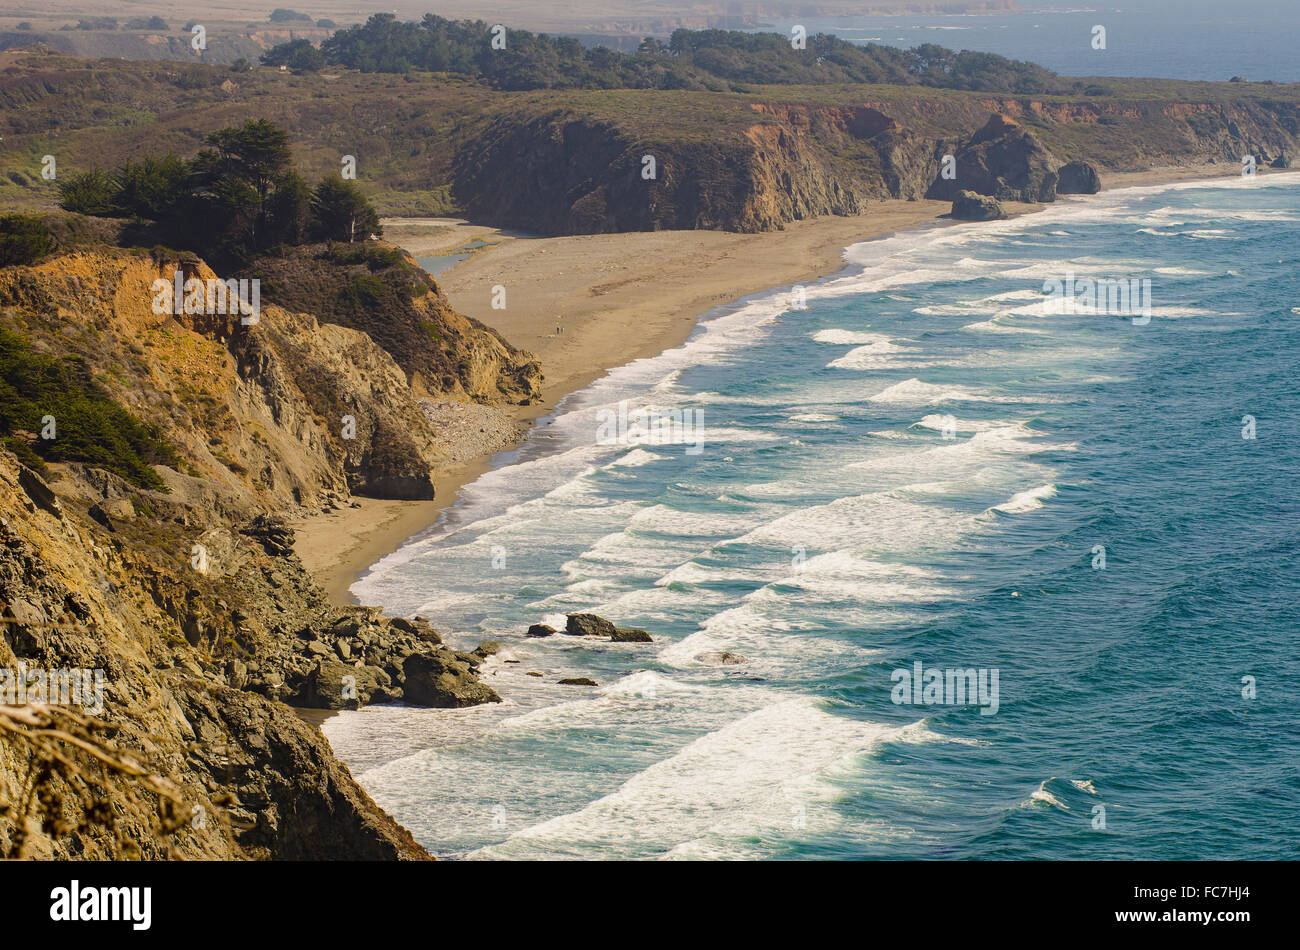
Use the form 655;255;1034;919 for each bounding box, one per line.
0;242;519;858
0;454;433;859
450;96;1300;235
0;246;540;505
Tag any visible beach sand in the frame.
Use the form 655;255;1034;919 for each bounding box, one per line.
293;162;1275;605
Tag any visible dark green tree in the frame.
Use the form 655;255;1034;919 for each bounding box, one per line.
202;119;294;247
310;176;382;243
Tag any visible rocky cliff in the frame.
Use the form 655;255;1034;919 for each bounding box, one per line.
450;95;1300;235
0;235;523;859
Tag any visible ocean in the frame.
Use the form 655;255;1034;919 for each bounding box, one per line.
328;173;1300;859
755;1;1300;84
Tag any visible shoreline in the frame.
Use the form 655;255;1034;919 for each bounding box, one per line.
292;162;1288;606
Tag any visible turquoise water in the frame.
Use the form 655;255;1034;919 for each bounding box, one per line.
330;174;1300;859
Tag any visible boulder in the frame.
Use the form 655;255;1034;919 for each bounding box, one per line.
299;660;392;709
610;627;653;643
557;677;599;686
1056;160;1102;194
17;464;61;517
565;613;617;637
88;497;135;529
526;623;557;638
472;640;502;658
389;616;441;644
927;113;1058;204
951;190;1007;221
402;650;501;707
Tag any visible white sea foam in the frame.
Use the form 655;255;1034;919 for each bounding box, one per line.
867;378;997;405
812;328;881;344
990;483;1058;513
472;697;917;859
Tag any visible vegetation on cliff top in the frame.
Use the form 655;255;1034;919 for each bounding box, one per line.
57;119;382;266
271;14;1064;95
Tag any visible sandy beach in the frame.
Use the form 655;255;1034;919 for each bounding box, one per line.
293;162;1273;605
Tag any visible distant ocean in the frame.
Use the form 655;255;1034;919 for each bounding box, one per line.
329;173;1300;859
754;1;1300;84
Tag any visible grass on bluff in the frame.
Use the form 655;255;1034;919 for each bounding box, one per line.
0;324;179;490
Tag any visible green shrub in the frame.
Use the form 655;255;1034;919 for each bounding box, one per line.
0;326;178;490
0;215;55;267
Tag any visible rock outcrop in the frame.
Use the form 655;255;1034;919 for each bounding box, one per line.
0;453;433;859
0;240;518;859
1057;160;1102;194
927;114;1059;203
951;190;1007;221
564;613;654;642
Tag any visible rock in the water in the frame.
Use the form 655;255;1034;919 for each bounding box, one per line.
557;677;599;686
695;651;747;665
472;640;502;658
951;190;1007;221
927;113;1058;203
402;650;502;707
610;627;653;643
565;613;617;637
526;623;557;637
1056;160;1102;194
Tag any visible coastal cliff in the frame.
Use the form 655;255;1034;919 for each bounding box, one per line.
0;235;529;858
450;95;1300;234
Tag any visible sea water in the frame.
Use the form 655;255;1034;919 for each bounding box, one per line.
330;173;1300;859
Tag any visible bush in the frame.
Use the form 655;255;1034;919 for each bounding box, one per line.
57;170;119;217
0;215;55;267
269;9;313;23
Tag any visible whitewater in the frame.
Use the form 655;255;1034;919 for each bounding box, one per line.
327;173;1300;859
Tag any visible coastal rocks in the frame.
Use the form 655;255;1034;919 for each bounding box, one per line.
565;612;654;642
565;613;617;637
558;677;599;686
950;190;1007;221
301;659;393;709
388;616;442;645
402;650;502;707
472;640;502;658
1272;152;1292;168
927;113;1058;204
695;651;748;665
1056;160;1102;194
240;514;297;558
526;623;557;638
